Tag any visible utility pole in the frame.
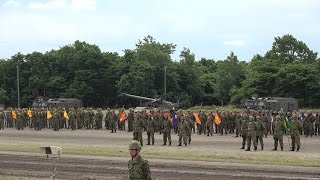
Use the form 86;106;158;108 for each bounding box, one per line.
164;66;166;100
17;64;20;109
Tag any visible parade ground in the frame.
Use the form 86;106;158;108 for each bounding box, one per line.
0;128;320;180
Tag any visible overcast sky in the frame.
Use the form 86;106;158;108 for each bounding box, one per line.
0;0;319;61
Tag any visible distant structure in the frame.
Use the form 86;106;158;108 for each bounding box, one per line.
47;98;82;109
242;97;298;112
32;97;47;108
32;97;82;109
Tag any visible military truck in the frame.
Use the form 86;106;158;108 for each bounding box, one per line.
242;97;298;112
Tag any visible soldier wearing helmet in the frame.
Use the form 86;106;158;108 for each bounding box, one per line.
128;140;152;180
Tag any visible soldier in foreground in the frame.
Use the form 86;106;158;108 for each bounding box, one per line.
128;140;152;180
273;115;286;151
290;114;303;151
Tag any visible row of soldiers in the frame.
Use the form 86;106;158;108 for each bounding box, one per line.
1;108;320;141
240;110;304;152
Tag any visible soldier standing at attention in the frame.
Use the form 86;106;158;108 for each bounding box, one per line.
127;108;134;132
273;115;286;151
95;108;103;129
162;113;172;146
255;116;265;150
240;113;248;149
185;115;193;144
178;116;190;146
110;110;117;133
128;140;152;180
0;110;4;130
290;114;303;151
206;113;214;136
134;111;145;146
246;116;257;151
147;115;156;145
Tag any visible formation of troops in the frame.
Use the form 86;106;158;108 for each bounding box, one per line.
1;107;320;151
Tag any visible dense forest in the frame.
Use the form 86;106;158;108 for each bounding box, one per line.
0;34;319;108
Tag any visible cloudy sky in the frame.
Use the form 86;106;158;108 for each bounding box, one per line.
0;0;319;61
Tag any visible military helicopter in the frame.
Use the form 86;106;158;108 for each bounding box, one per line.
120;93;180;109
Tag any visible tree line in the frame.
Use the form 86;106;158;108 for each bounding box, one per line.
0;34;319;108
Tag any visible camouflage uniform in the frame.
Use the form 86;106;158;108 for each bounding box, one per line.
186;115;193;144
235;113;241;137
178;116;190;146
273;115;286;151
315;113;320;135
290;114;303;151
0;110;4;130
206;114;214;136
104;108;111;129
52;110;59;131
246;116;257;151
305;112;315;137
128;140;152;180
17;110;24;130
134;112;144;146
255;116;265;150
162;115;172;146
110;111;117;133
240;114;248;149
127;109;134;132
69;109;77;130
147;116;156;145
95;108;103;129
6;110;13;128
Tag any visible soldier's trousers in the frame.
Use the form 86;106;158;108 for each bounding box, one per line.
291;133;300;148
110;123;116;132
147;130;154;144
315;123;320;135
128;120;133;132
133;132;138;140
273;135;283;148
179;133;187;144
137;131;143;145
0;119;4;130
207;126;213;136
188;131;192;142
247;134;257;148
7;119;13;128
235;127;241;137
163;130;171;144
202;124;206;135
256;135;264;147
241;134;247;148
197;124;202;134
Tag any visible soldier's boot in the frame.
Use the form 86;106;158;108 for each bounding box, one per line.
240;146;245;149
296;146;300;152
162;143;166;146
290;147;295;151
261;146;264;150
110;130;113;133
114;130;116;133
236;135;238;137
254;147;257;151
169;142;172;146
184;143;187;146
272;147;277;151
152;141;154;145
177;143;182;146
281;147;283;151
188;139;191;144
245;147;250;151
146;142;150;145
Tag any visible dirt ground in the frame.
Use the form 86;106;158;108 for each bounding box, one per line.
0;128;320;180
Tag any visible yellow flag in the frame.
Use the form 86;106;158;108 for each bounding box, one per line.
27;109;32;118
215;112;221;125
193;113;201;125
47;110;52;119
120;111;126;122
63;111;69;120
12;111;17;120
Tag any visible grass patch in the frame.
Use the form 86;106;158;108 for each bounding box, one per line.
1;144;319;167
